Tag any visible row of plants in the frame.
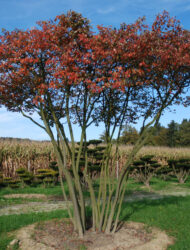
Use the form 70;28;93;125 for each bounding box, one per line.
0;140;107;189
1;149;190;189
130;155;190;187
1;140;190;179
0;161;59;189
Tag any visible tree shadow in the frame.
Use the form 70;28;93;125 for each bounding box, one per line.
119;195;187;222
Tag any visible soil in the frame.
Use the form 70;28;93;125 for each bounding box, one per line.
9;219;174;250
3;193;48;200
3;193;65;201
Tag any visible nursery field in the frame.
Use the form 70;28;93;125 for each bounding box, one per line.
0;140;190;249
0;177;190;249
0;139;190;178
0;140;54;178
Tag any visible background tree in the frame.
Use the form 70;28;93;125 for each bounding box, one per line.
99;131;106;143
145;123;168;146
178;119;190;146
167;120;180;147
117;120;190;147
120;125;139;145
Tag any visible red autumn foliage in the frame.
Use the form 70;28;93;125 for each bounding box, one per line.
0;10;189;118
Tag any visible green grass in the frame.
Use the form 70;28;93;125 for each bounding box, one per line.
121;196;190;249
0;176;189;206
1;175;188;196
1;196;190;249
0;197;45;208
0;210;69;250
0;184;65;196
0;177;190;249
149;177;174;190
126;176;190;193
0;182;91;199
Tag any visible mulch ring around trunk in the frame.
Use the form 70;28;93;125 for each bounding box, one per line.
8;218;174;250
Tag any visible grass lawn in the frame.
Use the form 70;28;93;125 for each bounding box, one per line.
0;210;68;250
121;196;190;249
0;185;65;197
0;197;45;208
0;177;190;249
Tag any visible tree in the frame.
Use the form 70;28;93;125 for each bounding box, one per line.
167;120;179;147
92;12;190;233
120;125;139;145
145;123;168;146
178;119;190;146
99;130;106;143
0;10;189;237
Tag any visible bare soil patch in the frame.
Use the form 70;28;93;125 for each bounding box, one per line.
9;219;174;250
3;193;48;200
3;193;65;201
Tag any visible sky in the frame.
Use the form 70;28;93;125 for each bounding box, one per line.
0;0;190;141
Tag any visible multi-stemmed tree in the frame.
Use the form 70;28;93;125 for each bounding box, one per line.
0;11;189;237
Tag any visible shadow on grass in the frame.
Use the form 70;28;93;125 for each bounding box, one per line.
120;195;187;222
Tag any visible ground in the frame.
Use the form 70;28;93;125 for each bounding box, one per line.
1;185;190;216
2;180;190;249
9;219;173;250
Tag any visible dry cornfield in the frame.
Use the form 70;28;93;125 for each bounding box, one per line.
0;140;190;178
115;145;190;173
0;140;55;178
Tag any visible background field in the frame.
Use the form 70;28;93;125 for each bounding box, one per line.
0;139;190;178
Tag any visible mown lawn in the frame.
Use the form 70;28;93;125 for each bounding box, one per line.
0;210;68;249
120;196;190;249
0;184;65;196
0;177;190;249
